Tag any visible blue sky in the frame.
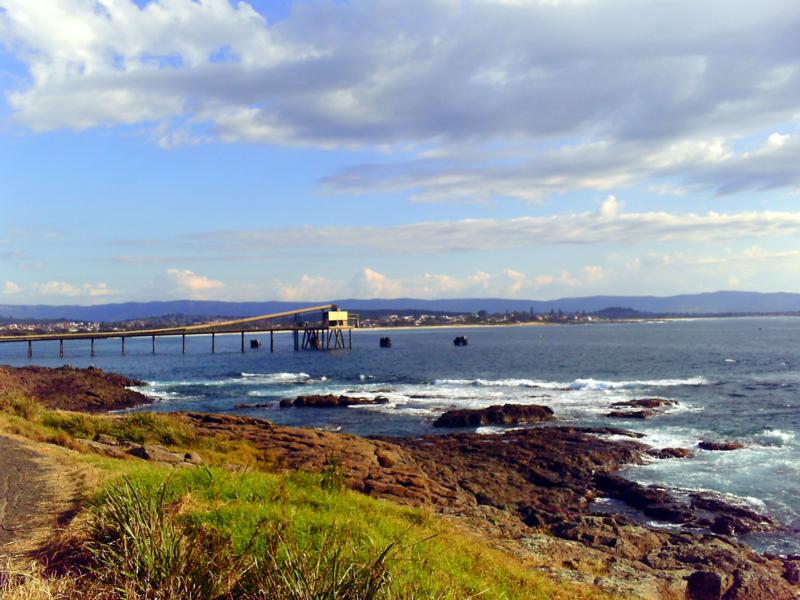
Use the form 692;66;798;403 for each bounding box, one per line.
1;0;800;304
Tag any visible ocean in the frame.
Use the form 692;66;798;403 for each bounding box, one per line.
3;317;799;554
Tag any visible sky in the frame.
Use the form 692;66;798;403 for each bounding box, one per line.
1;0;800;305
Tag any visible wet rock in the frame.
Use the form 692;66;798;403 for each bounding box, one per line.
279;394;390;408
594;474;691;523
433;403;555;428
606;410;656;419
699;440;744;451
691;493;776;534
611;398;677;409
234;402;272;409
648;447;694;459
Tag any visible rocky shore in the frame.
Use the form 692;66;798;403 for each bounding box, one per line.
0;365;147;412
183;412;799;599
2;365;798;599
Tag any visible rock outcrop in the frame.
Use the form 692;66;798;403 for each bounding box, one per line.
178;412;798;599
607;409;656;419
0;365;146;412
279;394;389;408
699;440;744;451
611;398;677;409
432;403;555;427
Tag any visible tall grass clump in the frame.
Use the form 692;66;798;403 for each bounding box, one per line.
86;476;246;600
241;524;397;599
0;392;41;421
84;474;400;599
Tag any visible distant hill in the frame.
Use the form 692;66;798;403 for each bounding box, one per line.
2;291;800;321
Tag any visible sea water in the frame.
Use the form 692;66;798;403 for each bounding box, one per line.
2;317;798;553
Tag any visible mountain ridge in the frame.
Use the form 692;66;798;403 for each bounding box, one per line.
3;291;800;321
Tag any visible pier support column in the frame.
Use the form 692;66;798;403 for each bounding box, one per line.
293;330;299;351
211;333;216;354
241;331;245;353
59;339;64;358
349;329;352;349
121;337;126;355
152;335;156;354
91;338;95;357
27;340;32;359
182;334;186;354
270;330;274;352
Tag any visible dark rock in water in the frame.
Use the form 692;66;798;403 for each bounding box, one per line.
596;474;777;535
690;493;775;534
648;447;694;459
433;403;554;427
594;474;691;523
279;394;390;408
606;410;656;419
379;337;392;348
234;402;272;409
453;335;468;346
699;440;744;451
611;398;677;409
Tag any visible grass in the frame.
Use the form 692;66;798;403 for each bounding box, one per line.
0;392;271;468
0;393;612;599
74;466;601;599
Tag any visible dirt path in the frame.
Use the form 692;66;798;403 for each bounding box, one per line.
0;435;82;561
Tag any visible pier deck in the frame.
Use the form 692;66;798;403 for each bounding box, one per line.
0;304;356;357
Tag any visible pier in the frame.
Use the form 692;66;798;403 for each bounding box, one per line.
0;305;357;358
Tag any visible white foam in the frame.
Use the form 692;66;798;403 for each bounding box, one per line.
433;376;708;390
752;429;796;447
240;372;311;384
475;425;523;435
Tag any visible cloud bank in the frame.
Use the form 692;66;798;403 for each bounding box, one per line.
1;0;799;200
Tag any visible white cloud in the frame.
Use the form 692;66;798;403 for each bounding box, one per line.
2;280;116;301
185;204;800;256
2;1;800;200
3;280;22;295
155;268;225;299
273;265;605;300
273;274;330;301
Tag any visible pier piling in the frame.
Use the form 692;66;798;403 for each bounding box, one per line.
91;338;95;357
182;334;186;354
121;337;126;355
59;339;64;358
241;331;245;353
27;340;32;359
212;333;216;354
270;330;274;352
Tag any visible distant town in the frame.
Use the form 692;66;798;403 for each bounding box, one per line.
0;308;634;337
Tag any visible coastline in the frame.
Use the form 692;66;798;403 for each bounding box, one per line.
1;365;798;599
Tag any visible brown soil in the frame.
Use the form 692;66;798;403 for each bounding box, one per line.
0;365;147;412
0;435;85;562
